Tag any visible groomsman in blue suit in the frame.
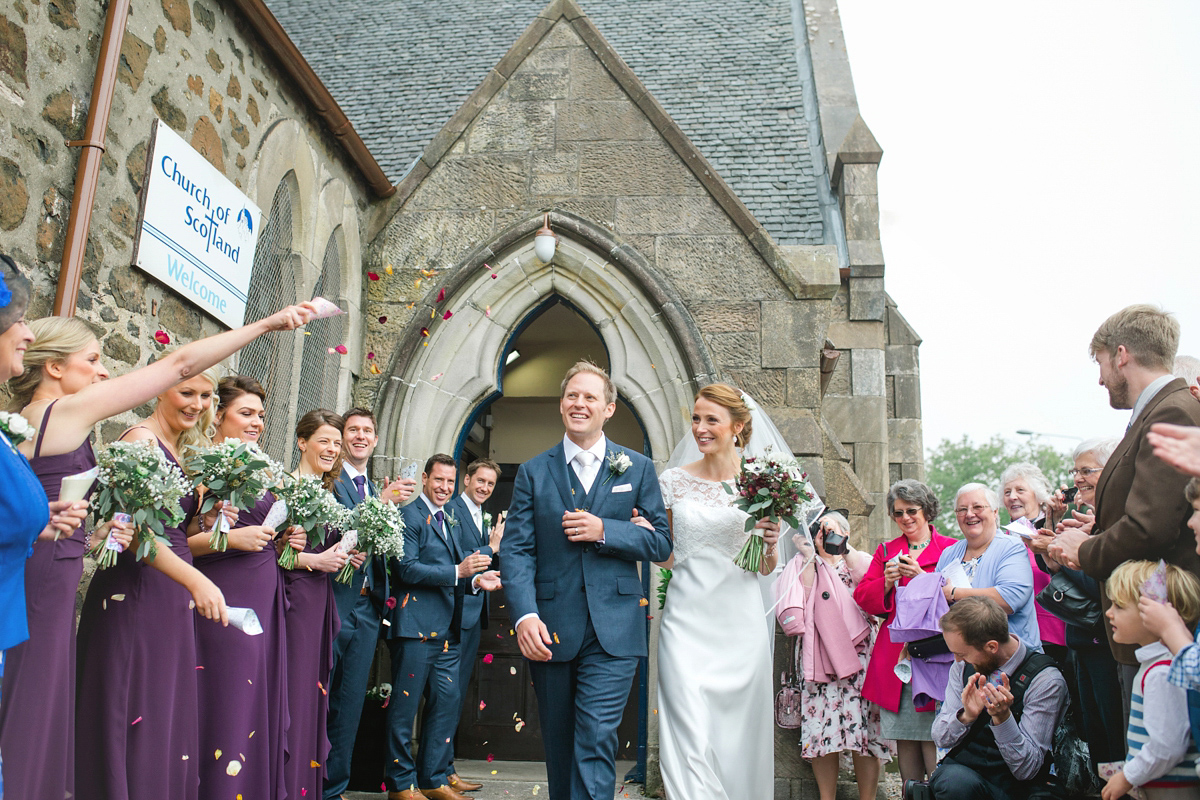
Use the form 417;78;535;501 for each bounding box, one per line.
325;408;415;800
505;362;671;800
441;458;506;793
384;454;500;800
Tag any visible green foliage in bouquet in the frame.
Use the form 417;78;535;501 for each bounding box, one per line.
273;473;348;569
185;438;276;551
657;567;672;609
92;440;192;565
336;496;406;584
723;449;812;572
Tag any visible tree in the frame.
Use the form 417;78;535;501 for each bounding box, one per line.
924;435;1073;536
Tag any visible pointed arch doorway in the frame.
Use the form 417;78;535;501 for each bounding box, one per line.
373;211;717;764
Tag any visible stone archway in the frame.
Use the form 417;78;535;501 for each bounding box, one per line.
373;211;716;474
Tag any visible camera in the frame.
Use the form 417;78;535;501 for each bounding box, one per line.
809;509;851;556
904;779;932;800
1063;486;1078;503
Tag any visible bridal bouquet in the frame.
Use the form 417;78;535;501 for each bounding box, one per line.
335;496;405;584
724;447;813;572
184;438;276;551
91;440;193;567
272;473;349;569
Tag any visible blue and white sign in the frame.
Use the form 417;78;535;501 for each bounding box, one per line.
132;119;260;328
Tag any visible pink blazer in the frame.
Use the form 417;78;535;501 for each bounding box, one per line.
852;527;957;713
800;557;870;683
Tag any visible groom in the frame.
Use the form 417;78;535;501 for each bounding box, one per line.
505;361;671;800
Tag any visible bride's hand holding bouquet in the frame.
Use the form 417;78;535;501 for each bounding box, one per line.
724;447;811;572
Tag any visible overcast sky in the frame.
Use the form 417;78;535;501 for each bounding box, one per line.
837;1;1200;453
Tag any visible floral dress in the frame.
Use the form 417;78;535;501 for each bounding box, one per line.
798;558;895;760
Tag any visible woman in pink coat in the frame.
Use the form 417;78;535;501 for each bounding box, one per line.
852;480;957;785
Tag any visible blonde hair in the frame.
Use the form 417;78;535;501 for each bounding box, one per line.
1089;304;1179;371
1107;560;1200;629
157;365;220;463
695;383;753;448
6;316;98;411
560;360;616;405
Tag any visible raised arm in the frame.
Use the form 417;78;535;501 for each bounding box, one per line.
22;302;316;458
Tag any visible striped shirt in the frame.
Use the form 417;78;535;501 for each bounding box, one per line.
1127;642;1200;787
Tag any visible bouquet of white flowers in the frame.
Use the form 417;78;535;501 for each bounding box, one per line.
272;473;348;569
335;496;405;584
724;447;813;572
184;438;276;551
91;440;193;567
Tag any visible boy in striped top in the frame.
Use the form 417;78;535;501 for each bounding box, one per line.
1103;560;1200;800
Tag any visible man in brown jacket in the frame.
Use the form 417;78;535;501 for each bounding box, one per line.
1052;304;1200;715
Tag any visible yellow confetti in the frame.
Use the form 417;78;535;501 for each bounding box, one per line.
638;598;649;606
111;594;126;601
226;760;242;776
552;632;560;644
369;363;382;375
248;731;255;739
385;263;394;275
430;308;436;319
533;785;540;795
215;750;222;759
491;770;498;775
310;760;321;768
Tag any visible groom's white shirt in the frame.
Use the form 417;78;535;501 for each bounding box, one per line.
515;433;609;631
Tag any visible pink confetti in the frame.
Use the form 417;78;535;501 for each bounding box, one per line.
431;373;443;382
131;716;142;725
367;272;380;281
333;344;348;355
491;273;497;279
487;753;495;763
442;310;453;320
482;653;494;664
485;306;491;317
378;316;388;324
153;330;170;345
479;700;487;711
385;596;397;609
367;352;375;360
436;288;446;303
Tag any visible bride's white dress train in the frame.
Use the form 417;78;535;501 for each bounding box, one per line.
657;467;774;799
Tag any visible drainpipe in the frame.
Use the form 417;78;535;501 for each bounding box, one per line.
53;0;130;316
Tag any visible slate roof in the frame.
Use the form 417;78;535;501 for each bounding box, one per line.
266;0;824;245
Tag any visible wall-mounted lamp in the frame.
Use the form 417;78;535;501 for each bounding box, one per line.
534;213;557;263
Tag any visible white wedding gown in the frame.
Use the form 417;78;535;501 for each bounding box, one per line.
657;468;775;799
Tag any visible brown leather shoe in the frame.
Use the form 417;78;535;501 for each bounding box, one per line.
448;773;483;791
420;785;471;800
387;790;429;800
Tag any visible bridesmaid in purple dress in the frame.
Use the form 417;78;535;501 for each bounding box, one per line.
75;369;231;800
189;375;289;800
2;304;316;799
283;409;353;800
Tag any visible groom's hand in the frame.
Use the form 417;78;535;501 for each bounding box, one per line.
516;616;554;661
562;510;604;543
456;551;492;579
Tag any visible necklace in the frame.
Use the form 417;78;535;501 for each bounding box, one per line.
908;538;930;552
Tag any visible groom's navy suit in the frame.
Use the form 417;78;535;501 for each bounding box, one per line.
325;466;389;799
382;495;470;791
504;437;671;800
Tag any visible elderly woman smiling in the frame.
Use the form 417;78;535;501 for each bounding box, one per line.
935;483;1041;651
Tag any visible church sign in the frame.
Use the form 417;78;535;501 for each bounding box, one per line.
131;119;260;328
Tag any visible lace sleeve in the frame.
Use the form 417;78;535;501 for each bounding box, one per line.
659;468;676;510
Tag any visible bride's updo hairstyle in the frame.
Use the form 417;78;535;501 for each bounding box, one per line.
695;383;753;448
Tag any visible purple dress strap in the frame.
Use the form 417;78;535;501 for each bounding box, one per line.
193;491;289;799
0;399;95;800
76;437;202;800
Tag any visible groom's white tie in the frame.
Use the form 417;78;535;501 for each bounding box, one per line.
572;450;599;493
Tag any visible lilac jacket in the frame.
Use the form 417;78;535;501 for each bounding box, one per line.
890;571;954;708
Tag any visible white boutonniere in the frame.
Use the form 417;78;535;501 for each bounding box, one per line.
482;511;494;530
0;411;36;447
444;509;459;528
604;450;633;485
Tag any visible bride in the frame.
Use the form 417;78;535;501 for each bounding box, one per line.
653;383;818;798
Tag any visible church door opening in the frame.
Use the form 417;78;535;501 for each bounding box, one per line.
453;299;647;763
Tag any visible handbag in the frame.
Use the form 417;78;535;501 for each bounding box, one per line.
775;638;803;729
1036;570;1102;630
906;632;950;660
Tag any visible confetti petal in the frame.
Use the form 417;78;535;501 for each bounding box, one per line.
369;363;382;375
510;666;517;675
368;272;380;281
479;701;487;711
482;653;494;664
436;288;446;303
385;263;394;275
131;716;142;725
310;760;321;768
420;268;436;279
378;316;388;324
442;310;453;320
215;749;222;759
385;596;397;609
487;753;495;763
420;327;430;338
485;305;491;317
431;373;443;382
154;330;170;345
367;351;375;360
334;344;348;355
638;597;649;606
226;760;242;776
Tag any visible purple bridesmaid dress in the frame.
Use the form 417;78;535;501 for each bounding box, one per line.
0;400;94;799
282;533;341;800
193;491;289;800
75;439;201;800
